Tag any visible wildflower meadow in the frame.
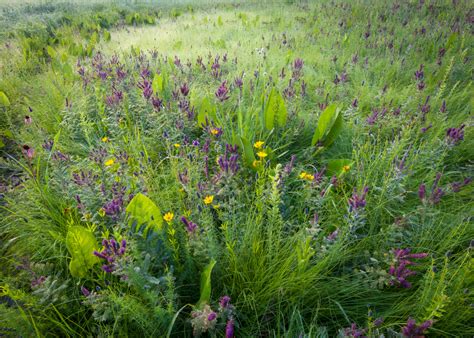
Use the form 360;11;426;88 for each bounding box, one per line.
0;0;473;336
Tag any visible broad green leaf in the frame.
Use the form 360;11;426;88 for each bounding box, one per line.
46;45;56;58
239;135;256;166
264;88;287;130
126;193;163;235
152;73;164;94
326;159;353;176
197;259;216;308
311;104;339;146
197;97;217;127
66;226;99;278
0;91;10;107
323;112;343;147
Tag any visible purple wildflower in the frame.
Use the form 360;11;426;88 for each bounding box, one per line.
446;124;465;144
138;79;153;100
451;177;471;193
181;216;198;233
215;81;230;102
389;248;428;288
180;83;190;96
93;237;127;273
225;319;234;338
81;286;91;297
343;323;367;337
401;318;433;337
219;295;231;309
22;145;35;160
348;186;369;212
207;312;217;321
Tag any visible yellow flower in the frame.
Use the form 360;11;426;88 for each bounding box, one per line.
252;160;261;168
342;165;351;173
163;212;174;222
204;195;214;205
254;140;264;149
98;208;106;217
213;204;220;209
101;136;109;142
256;151;268;158
104;159;115;166
174;143;181;148
299;172;314;181
210;128;219;135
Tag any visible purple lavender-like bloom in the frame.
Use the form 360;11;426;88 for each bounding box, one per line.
180;83;190;96
220;295;231;309
326;229;339;241
93;237;127;273
234;73;243;91
180;216;198;233
225;319;234;338
343;323;367;337
138;79;153;100
284;155;296;174
352;98;358;108
418;184;426;201
366;109;380;125
73;170;98;186
151;96;163;111
401;318;433;337
81;286;90;297
389;248;428;288
22;145;35;160
215;81;230;102
451;178;471;193
218;154;239;175
446;124;465;144
348;187;369;212
207;312;217;321
414;64;424;80
42;139;54;151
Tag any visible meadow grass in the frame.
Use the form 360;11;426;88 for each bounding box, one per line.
0;0;473;337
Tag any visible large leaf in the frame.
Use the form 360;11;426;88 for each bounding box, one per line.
126;193;163;235
0;91;10;107
311;104;341;146
264;88;287;130
197;259;216;308
239;135;256;166
66;226;99;278
323;112;344;147
326;159;353;176
197;97;217;127
152;73;165;94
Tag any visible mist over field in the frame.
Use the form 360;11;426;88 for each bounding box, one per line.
0;1;472;336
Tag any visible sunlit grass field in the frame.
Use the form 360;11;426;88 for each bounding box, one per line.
0;0;473;336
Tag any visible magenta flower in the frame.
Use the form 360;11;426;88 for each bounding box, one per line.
22;145;35;160
225;319;234;338
389;248;428;288
181;216;198;233
348;186;369;212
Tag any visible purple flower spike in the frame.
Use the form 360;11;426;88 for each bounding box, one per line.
348;186;369;213
446;124;465;144
220;295;231;309
225;319;234;338
215;81;230;102
81;286;90;297
401;318;433;337
207;312;217;321
181;216;198;233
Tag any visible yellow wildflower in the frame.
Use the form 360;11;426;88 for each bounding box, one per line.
163;212;174;222
174;143;181;148
210;128;219;135
342;165;351;173
104;159;115;166
254;140;264;149
252;160;261;168
299;172;307;179
204;195;214;205
256;151;268;158
98;208;106;217
101;136;109;142
299;172;314;181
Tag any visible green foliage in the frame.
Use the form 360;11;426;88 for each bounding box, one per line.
264;87;287;130
126;193;163;235
196;259;216;309
311;104;343;147
65;226;99;278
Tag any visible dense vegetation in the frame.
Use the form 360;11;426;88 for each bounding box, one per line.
0;0;473;336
